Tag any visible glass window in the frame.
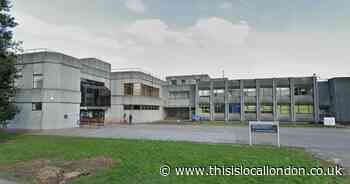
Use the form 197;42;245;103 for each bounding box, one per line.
33;73;43;88
171;80;177;85
295;87;312;96
181;79;186;84
260;88;272;96
199;103;210;114
214;89;224;96
32;102;42;111
278;105;290;115
229;103;241;113
244;88;256;97
295;105;313;114
199;90;210;97
277;88;290;96
244;105;256;113
214;103;225;113
124;83;134;96
229;89;240;97
260;105;273;113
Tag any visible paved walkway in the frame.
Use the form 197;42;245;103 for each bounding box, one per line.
35;124;350;169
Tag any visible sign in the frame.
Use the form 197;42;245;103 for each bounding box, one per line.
249;121;280;147
324;117;336;126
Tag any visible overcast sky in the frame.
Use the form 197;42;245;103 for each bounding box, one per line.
12;0;350;79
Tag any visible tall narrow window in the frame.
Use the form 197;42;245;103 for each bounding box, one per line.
33;73;43;88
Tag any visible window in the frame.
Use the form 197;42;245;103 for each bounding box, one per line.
229;89;240;97
295;87;312;96
277;88;290;96
32;102;42;111
260;88;272;96
124;83;134;96
199;90;210;97
124;105;159;111
229;103;241;113
33;73;43;88
141;84;159;97
244;105;256;113
214;103;225;113
295;105;313;114
199;103;210;114
214;89;224;97
171;80;177;85
181;79;186;84
260;105;273;113
244;88;256;97
278;105;290;115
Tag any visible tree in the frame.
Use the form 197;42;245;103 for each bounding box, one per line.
0;0;20;128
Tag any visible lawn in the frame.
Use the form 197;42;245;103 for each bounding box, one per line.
0;132;348;184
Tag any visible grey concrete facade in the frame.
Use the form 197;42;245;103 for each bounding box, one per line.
9;50;350;129
11;51;167;129
165;75;320;123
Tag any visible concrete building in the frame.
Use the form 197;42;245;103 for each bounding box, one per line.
109;71;165;123
164;75;319;123
12;51;111;129
9;50;350;129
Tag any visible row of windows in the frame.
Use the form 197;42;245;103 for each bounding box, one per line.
198;103;313;114
124;83;160;97
199;87;312;97
123;105;160;110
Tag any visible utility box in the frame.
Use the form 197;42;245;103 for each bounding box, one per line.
323;117;336;126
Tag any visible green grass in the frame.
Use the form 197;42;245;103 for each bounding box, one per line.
0;132;348;184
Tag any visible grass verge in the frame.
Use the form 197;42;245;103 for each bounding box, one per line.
0;132;348;184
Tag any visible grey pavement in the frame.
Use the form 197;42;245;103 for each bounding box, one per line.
34;124;350;169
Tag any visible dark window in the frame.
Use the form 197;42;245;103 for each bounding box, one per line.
214;103;225;113
32;102;42;111
171;80;177;85
229;103;241;113
124;83;134;96
123;105;159;111
81;79;110;107
181;79;186;84
295;87;312;96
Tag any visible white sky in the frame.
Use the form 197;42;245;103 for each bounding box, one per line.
11;0;350;80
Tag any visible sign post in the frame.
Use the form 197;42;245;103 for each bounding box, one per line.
249;121;280;147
